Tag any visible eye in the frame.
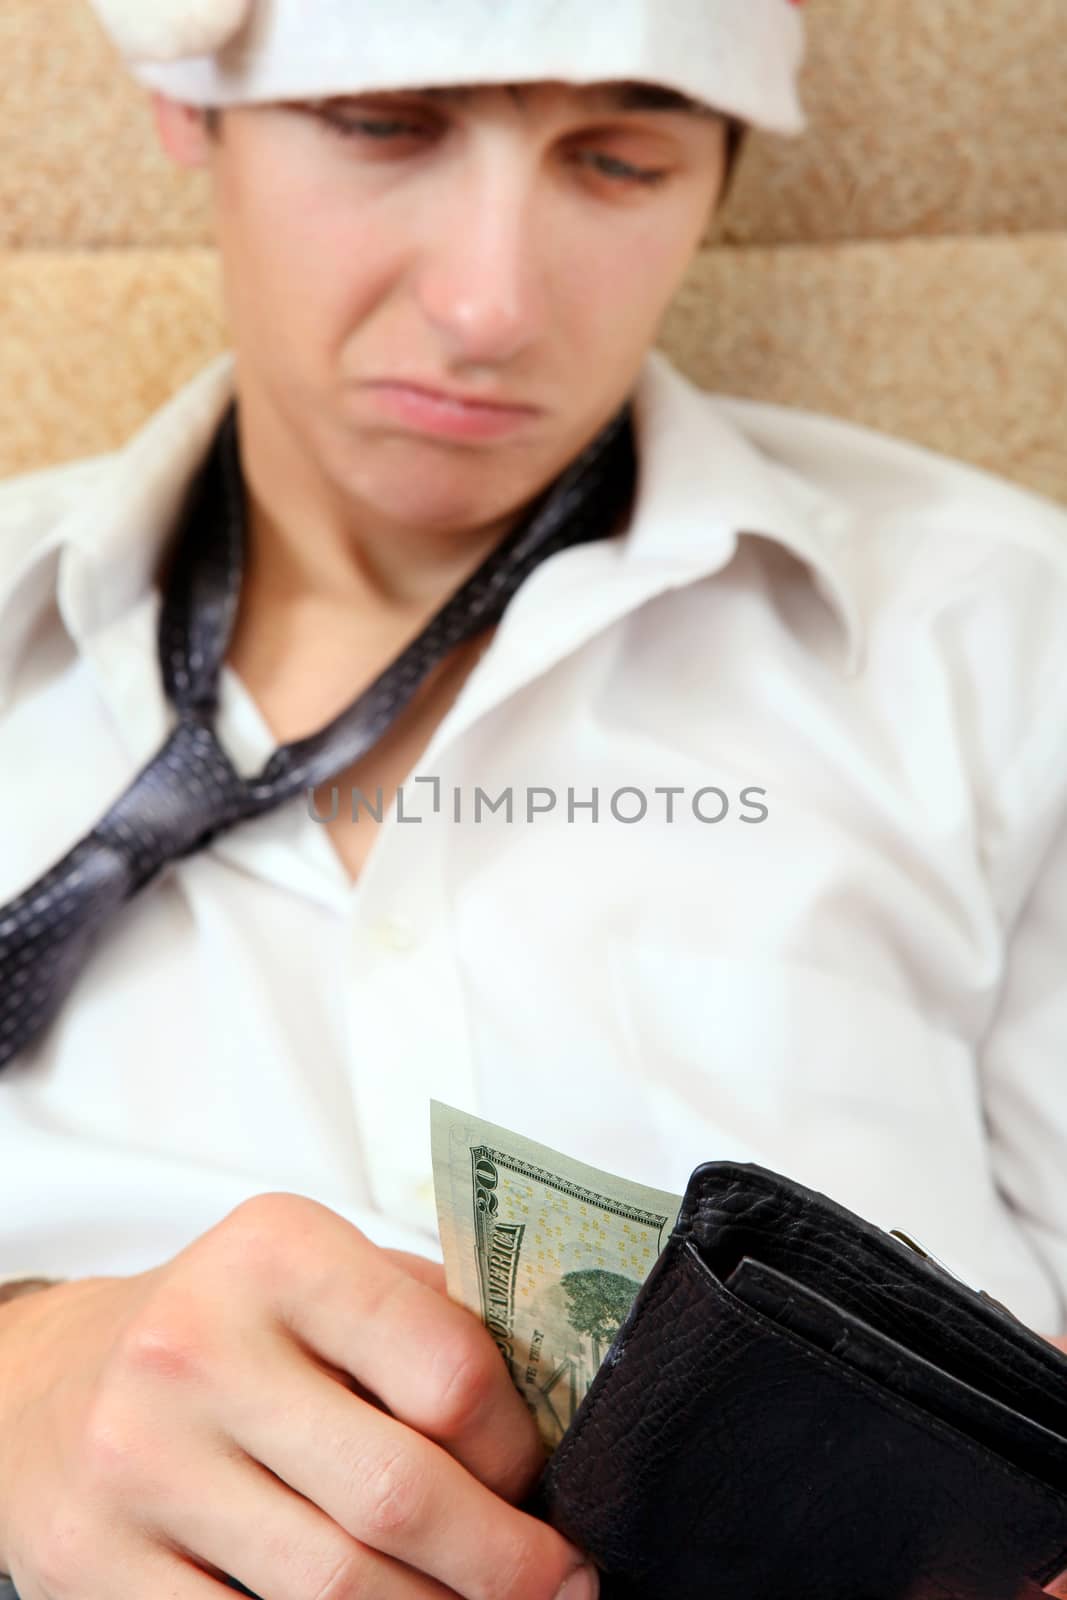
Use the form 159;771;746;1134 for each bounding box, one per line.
319;113;429;141
574;150;671;188
316;111;672;188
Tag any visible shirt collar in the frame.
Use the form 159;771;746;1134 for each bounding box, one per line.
2;345;864;690
626;347;863;674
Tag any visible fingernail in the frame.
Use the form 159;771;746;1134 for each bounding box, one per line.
554;1563;599;1600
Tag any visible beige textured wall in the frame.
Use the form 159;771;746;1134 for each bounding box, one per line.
1;0;1065;502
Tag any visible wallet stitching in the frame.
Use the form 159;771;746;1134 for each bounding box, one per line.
729;1255;1067;1459
676;1244;1067;1528
546;1237;1067;1586
683;1170;1066;1410
692;1245;1067;1584
739;1224;1053;1411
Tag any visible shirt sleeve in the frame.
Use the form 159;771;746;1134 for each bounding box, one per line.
0;1091;444;1283
977;710;1067;1339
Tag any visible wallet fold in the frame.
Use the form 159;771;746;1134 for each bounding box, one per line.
529;1161;1067;1600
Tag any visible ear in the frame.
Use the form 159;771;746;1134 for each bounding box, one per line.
150;91;214;169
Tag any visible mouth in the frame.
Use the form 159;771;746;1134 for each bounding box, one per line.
367;379;542;416
360;380;543;440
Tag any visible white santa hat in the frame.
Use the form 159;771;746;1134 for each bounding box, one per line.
85;0;809;137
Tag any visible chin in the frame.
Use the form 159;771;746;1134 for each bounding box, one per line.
344;465;508;531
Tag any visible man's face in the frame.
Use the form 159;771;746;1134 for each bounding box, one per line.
154;81;728;538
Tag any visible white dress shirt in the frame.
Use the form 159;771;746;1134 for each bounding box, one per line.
3;348;1067;1335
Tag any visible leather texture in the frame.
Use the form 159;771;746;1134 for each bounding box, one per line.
528;1161;1067;1600
0;393;636;1072
4;1168;1065;1600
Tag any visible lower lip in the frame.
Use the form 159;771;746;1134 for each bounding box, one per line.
365;383;539;439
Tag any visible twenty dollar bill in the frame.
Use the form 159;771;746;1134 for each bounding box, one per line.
431;1100;683;1452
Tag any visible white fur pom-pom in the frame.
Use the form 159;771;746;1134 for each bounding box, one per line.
87;0;254;62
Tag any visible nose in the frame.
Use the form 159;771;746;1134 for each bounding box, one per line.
414;162;550;368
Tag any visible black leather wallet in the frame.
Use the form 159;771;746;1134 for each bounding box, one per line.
526;1161;1067;1600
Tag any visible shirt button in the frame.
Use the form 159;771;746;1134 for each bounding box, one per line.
372;915;418;951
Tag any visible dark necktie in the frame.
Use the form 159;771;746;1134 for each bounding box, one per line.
0;395;636;1072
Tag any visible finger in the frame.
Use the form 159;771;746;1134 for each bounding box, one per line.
381;1249;448;1297
32;1533;256;1600
145;1450;455;1600
268;1218;542;1501
223;1350;591;1600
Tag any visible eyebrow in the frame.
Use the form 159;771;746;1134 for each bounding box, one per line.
337;80;720;121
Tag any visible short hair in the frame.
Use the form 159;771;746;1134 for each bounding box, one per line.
720;116;748;205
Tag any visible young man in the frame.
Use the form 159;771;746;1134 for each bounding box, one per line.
1;2;1067;1596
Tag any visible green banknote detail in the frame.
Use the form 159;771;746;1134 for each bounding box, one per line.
431;1100;682;1451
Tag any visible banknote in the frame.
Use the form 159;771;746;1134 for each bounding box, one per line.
430;1099;683;1452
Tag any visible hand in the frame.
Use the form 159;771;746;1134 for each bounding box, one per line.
0;1194;599;1600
